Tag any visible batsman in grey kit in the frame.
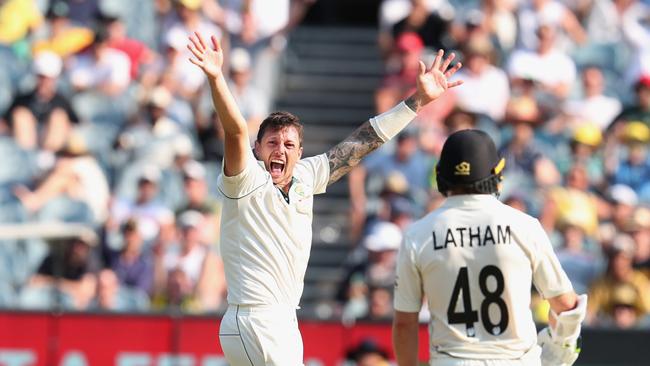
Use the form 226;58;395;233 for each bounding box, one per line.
393;129;588;366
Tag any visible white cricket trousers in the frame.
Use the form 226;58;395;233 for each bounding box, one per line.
430;346;542;366
219;304;304;366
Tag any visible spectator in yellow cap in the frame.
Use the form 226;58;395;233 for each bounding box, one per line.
587;234;650;327
627;207;650;278
609;121;650;195
541;164;600;237
622;120;650;143
606;284;649;329
178;0;202;11
555;123;604;186
31;1;94;58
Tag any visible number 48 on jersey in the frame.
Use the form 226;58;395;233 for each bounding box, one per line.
447;266;509;337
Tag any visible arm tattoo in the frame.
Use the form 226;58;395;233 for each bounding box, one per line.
326;121;384;185
404;94;421;113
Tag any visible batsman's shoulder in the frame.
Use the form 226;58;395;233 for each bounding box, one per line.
498;200;539;226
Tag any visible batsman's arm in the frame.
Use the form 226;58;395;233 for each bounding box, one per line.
538;293;587;366
325;50;462;185
393;310;420;366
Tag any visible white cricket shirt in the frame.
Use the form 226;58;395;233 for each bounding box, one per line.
394;194;573;360
218;149;329;307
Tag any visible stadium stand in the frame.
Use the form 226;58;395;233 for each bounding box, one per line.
0;0;649;338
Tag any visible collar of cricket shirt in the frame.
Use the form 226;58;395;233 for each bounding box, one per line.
276;177;298;204
443;194;498;207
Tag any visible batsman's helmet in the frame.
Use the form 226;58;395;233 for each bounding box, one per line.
436;129;505;196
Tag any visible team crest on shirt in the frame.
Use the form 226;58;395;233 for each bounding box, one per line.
455;162;471;175
293;183;308;198
293;182;312;214
292;182;313;202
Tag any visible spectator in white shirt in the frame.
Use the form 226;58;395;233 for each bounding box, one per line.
516;0;586;52
161;30;208;99
480;0;518;53
162;0;222;58
227;48;269;141
584;0;650;88
69;29;131;96
508;24;577;100
110;166;173;244
221;0;289;48
158;210;225;311
563;66;622;130
452;34;510;122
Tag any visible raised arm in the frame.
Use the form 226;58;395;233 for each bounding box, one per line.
187;32;249;176
326;50;463;185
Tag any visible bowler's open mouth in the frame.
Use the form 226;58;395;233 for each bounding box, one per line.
270;160;285;175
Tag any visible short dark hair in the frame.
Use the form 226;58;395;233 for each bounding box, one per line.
256;112;304;146
121;218;138;233
93;27;110;46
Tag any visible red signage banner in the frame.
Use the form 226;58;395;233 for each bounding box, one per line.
0;312;429;366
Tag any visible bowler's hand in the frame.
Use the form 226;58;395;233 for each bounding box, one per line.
412;50;463;110
187;32;224;79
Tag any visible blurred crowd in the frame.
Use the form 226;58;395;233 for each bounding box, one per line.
0;0;317;313
338;0;650;331
0;0;649;334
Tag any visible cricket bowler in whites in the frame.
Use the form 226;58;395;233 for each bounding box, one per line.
186;32;463;365
392;129;588;366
